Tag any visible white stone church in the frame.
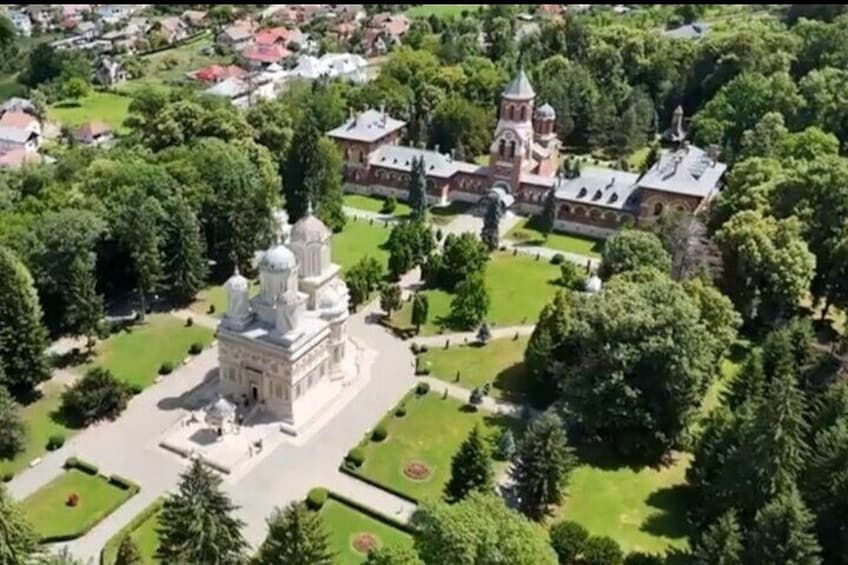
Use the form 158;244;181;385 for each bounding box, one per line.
216;207;355;434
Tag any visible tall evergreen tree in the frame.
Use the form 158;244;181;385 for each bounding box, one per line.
0;383;26;460
691;511;744;565
408;156;429;221
0;484;40;565
156;459;247;565
253;501;333;565
115;535;143;565
512;410;575;520
380;283;403;317
444;424;495;502
480;198;502;252
65;254;103;349
309;139;346;233
803;419;848;563
364;545;423;565
0;246;49;398
283;111;320;223
747;487;822;565
524;291;572;407
411;293;429;334
165;196;208;305
540;188;556;240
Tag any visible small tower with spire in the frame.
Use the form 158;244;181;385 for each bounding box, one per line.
662;105;687;146
488;67;537;193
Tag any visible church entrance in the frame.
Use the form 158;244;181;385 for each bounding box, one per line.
251;385;258;402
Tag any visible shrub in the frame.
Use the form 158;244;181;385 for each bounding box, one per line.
583;536;623;565
410;343;420;355
382;195;397;214
188;342;203;355
346;447;366;467
129;383;143;395
159;361;175;375
65;457;98;475
306;487;328;510
415;359;431;376
416;382;430;395
624;552;665;565
435;227;443;241
67;493;79;507
208;304;216;314
419;344;428;353
395;405;407;417
371;424;388;442
46;433;65;451
550;253;565;265
550;520;589;564
2;472;13;482
108;474;138;491
468;387;483;407
185;317;194;327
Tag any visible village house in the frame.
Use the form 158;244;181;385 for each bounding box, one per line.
6;10;33;37
218;22;255;50
290;53;368;83
189;64;248;84
94;58;127;86
155;16;189;43
70;121;113;146
328;70;727;239
181;9;207;29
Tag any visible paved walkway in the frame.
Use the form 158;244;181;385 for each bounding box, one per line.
344;206;401;225
501;238;599;270
419;377;525;418
412;325;535;347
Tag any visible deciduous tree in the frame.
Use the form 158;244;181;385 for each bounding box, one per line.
165;196;207;304
449;271;489;329
0;383;25;460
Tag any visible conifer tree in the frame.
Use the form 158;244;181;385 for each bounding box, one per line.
156;459;247;565
411;293;429;334
0;246;49;398
0;383;26;459
512;410;575;520
380;283;402;318
283;111;320;223
480;197;502;252
115;535;143;565
691;511;744;565
0;484;40;565
408;156;429;222
540;188;557;240
803;419;848;563
364;546;423;565
166;196;208;304
253;501;333;565
445;424;495;502
524;291;571;407
495;428;516;461
65;254;103;349
747;487;822;565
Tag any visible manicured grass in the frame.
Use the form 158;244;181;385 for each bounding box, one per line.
48;91;132;130
560;453;691;555
331;219;391;272
320;498;413;565
0;383;76;477
22;468;134;541
391;252;562;335
82;314;215;388
419;336;529;403
137;34;219;83
429;200;472;226
405;4;485;18
344;194;412;218
506;217;604;258
350;391;520;502
102;499;163;565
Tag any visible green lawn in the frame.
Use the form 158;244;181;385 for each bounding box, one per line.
405;4;485;18
320;498;413;565
137;34;219;83
22;468;135;541
344;194;412;218
331;219;391;272
102;499;162;565
419;336;529;403
48;91;132;130
350;390;520;502
82;314;215;388
429;200;472;226
506;217;604;259
0;383;76;478
391;252;562;335
561;453;691;555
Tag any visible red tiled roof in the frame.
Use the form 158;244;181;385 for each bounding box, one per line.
255;26;302;47
241;43;291;64
0;148;40;169
0;111;37;129
193;64;247;83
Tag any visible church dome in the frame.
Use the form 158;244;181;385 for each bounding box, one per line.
291;212;331;244
260;244;296;272
535;103;555;119
226;268;249;292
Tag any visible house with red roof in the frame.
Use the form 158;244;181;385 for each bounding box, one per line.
190;64;248;84
255;26;305;49
240;43;292;66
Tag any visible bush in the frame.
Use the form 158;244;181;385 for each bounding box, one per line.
46;433;65;451
371;424;388;442
188;342;203;355
435;228;443;241
65;457;98;475
108;474;138;491
410;343;420;355
395;405;407;417
583;536;624;565
346;447;366;467
61;367;132;426
159;361;175;375
550;253;565;265
306;487;328;510
419;344;428;353
382;195;397;214
2;472;13;482
208;304;216;314
416;382;430;395
624;552;665;565
129;383;143;395
550;520;589;564
185;317;194;327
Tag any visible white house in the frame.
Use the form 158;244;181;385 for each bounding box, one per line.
290;53;368;83
7;10;33;37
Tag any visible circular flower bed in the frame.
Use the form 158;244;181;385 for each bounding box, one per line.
403;460;432;481
352;533;379;554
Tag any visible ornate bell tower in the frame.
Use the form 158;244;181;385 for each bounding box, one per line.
488;68;536;193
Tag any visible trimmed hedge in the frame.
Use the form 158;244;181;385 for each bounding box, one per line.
416;381;430;395
346;447;366;468
550;253;566;265
371;424;388;442
108;474;140;492
159;361;175;375
2;472;12;482
64;457;99;475
46;433;65;450
188;342;203;355
395;405;407;417
306;487;328;510
326;490;415;534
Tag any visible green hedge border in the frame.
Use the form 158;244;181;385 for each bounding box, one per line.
312;489;416;535
36;460;140;544
99;498;164;565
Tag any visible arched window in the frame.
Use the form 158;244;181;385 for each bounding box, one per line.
508;105;514;120
509;141;516;158
520;106;527;121
498;139;505;157
653;202;664;216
